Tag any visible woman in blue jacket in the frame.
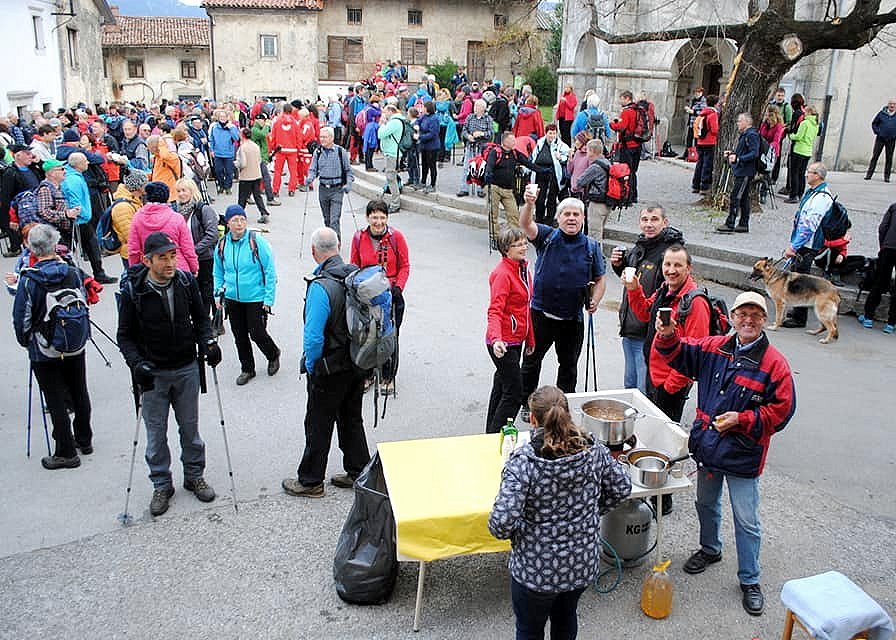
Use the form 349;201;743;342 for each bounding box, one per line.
417;101;441;193
213;204;280;385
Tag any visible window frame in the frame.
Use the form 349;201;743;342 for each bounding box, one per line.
400;38;428;66
494;14;508;30
407;9;423;27
32;14;46;51
127;59;145;79
346;7;362;25
259;33;279;59
66;27;79;68
181;60;197;79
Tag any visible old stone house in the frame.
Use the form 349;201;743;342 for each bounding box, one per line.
102;11;212;103
560;0;896;169
202;0;542;101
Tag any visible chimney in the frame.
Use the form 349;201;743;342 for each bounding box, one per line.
110;5;120;17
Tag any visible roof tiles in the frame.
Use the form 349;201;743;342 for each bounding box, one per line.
201;0;323;9
102;16;210;47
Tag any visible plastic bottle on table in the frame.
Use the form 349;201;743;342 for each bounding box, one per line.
500;418;518;462
640;559;673;619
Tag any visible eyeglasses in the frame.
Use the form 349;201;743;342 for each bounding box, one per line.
733;310;766;320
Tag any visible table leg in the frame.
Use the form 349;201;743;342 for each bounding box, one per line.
655;493;664;564
413;561;427;632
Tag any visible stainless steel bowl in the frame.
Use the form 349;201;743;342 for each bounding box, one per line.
625;449;671;489
580;398;642;445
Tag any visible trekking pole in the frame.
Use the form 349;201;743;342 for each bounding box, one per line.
345;189;360;232
487;185;495;254
588;313;598;391
118;388;143;526
38;388;51;457
89;319;119;348
26;365;33;458
210;365;239;513
299;186;310;259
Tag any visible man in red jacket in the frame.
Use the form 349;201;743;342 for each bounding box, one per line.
692;95;720;194
270;104;302;196
610;90;643;201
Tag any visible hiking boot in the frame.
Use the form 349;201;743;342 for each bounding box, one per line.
150;486;175;516
183;477;216;502
75;441;93;455
94;272;116;284
41;455;81;470
456;190;468;197
330;473;358;488
288;191;295;197
236;371;256;385
267;198;281;206
857;314;873;328
3;249;21;258
784;197;800;204
741;583;764;616
282;478;324;498
267;353;280;376
682;549;722;574
734;226;749;233
884;324;895;334
777;186;789;194
715;225;735;233
257;215;269;224
864;174;872;180
781;318;806;328
422;185;435;193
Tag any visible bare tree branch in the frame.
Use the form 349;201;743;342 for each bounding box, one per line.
767;0;797;19
588;22;748;44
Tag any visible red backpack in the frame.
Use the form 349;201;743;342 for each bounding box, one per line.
605;162;633;209
466;142;502;186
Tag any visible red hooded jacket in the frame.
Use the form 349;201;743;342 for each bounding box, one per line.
486;256;534;350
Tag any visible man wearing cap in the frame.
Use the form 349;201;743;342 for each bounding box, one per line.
653;291;795;617
118;231;222;517
0;144;42;256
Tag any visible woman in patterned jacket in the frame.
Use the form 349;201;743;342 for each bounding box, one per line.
489;385;631;640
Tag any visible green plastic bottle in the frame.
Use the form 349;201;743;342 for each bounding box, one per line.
500;419;519;461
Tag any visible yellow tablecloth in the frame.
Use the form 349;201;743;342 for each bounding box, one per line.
378;433;511;562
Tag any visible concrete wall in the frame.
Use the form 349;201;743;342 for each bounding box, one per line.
207;8;320;102
0;0;63;116
104;47;212;104
316;0;537;86
57;0;108;109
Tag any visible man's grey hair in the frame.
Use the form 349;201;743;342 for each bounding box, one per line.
320;126;334;138
384;104;398;114
474;99;487;110
557;197;585;216
311;227;339;253
28;224;60;257
810;162;827;179
737;112;753;125
68;152;87;170
587;94;600;109
585;139;604;155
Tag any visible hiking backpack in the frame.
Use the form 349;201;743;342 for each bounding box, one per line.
216;231;266;286
186;150;209;181
586;111;606;142
344;265;396;372
628;103;652;143
96;197;131;253
605;162;633;210
756;136;776;174
466;142;502;186
677;288;731;336
820;197;851;242
394;119;414;155
692;115;709;140
22;269;91;358
10;188;40;227
355;108;368;132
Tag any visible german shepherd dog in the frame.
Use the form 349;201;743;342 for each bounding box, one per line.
750;258;840;343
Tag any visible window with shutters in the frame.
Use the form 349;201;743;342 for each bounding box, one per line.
408;10;422;26
347;7;362;25
400;38;427;65
328;36;364;80
127;59;144;78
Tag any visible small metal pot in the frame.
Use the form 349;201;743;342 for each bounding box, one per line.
580;398;643;445
622;449;690;489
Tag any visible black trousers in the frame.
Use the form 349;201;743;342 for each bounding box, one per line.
790;247;819;324
521;310;585;405
692;145;714;191
647;378;691;423
618;144;641;201
238;178;269;216
558;119;573;147
534;171;559;225
297;370;370;486
865;247;896;324
75;221;106;277
788;152;810;199
197;258;214;318
486;344;523;434
421;149;438;187
225;299;280;374
725;175;752;229
867;136;895;179
382;286;405;382
32;354;92;458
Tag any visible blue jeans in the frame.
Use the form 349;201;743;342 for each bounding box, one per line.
142;362;205;489
511;578;586;640
695;468;761;585
260;161;275;201
621;336;647;392
214;155;235;190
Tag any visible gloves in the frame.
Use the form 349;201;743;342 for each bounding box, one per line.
205;341;222;367
134;361;156;391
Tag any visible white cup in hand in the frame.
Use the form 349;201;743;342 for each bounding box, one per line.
622;267;636;283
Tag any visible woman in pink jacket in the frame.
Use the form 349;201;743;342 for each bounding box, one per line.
486;226;534;434
127;181;199;274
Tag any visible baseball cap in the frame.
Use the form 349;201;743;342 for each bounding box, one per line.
730;291;767;315
143;231;177;258
62;129;81;142
8;144;31;154
42;158;65;172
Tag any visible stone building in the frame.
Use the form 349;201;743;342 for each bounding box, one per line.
102;11;212;103
202;0;541;101
559;0;896;170
57;0;117;109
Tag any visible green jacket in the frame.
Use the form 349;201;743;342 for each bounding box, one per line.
789;113;818;156
377;114;405;158
251;123;271;162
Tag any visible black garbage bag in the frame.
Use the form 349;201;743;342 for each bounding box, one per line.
333;453;398;604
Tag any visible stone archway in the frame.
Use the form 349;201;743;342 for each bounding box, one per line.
668;39;733;145
571;34;598;95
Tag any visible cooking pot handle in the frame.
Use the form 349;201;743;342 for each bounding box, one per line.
666;453;690;466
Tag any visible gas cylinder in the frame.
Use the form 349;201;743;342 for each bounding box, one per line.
599;498;653;567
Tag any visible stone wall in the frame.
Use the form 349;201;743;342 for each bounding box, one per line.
207;8;320;102
104;48;212;104
57;0;109;108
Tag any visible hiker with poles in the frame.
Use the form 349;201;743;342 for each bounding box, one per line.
518;186;606;423
12;224;94;470
305;126;353;240
283;227;372;499
117;231;223;517
349;199;410;396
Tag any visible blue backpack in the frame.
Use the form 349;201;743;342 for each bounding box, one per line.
10;188;40;227
96;197;132;253
344;265;395;372
22;268;91;358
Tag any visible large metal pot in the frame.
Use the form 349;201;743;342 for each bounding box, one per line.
622;449;690;489
580;398;643;445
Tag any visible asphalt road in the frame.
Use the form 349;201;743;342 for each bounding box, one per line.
0;187;893;639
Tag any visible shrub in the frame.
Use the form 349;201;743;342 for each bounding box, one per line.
426;59;459;92
525;66;558;107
